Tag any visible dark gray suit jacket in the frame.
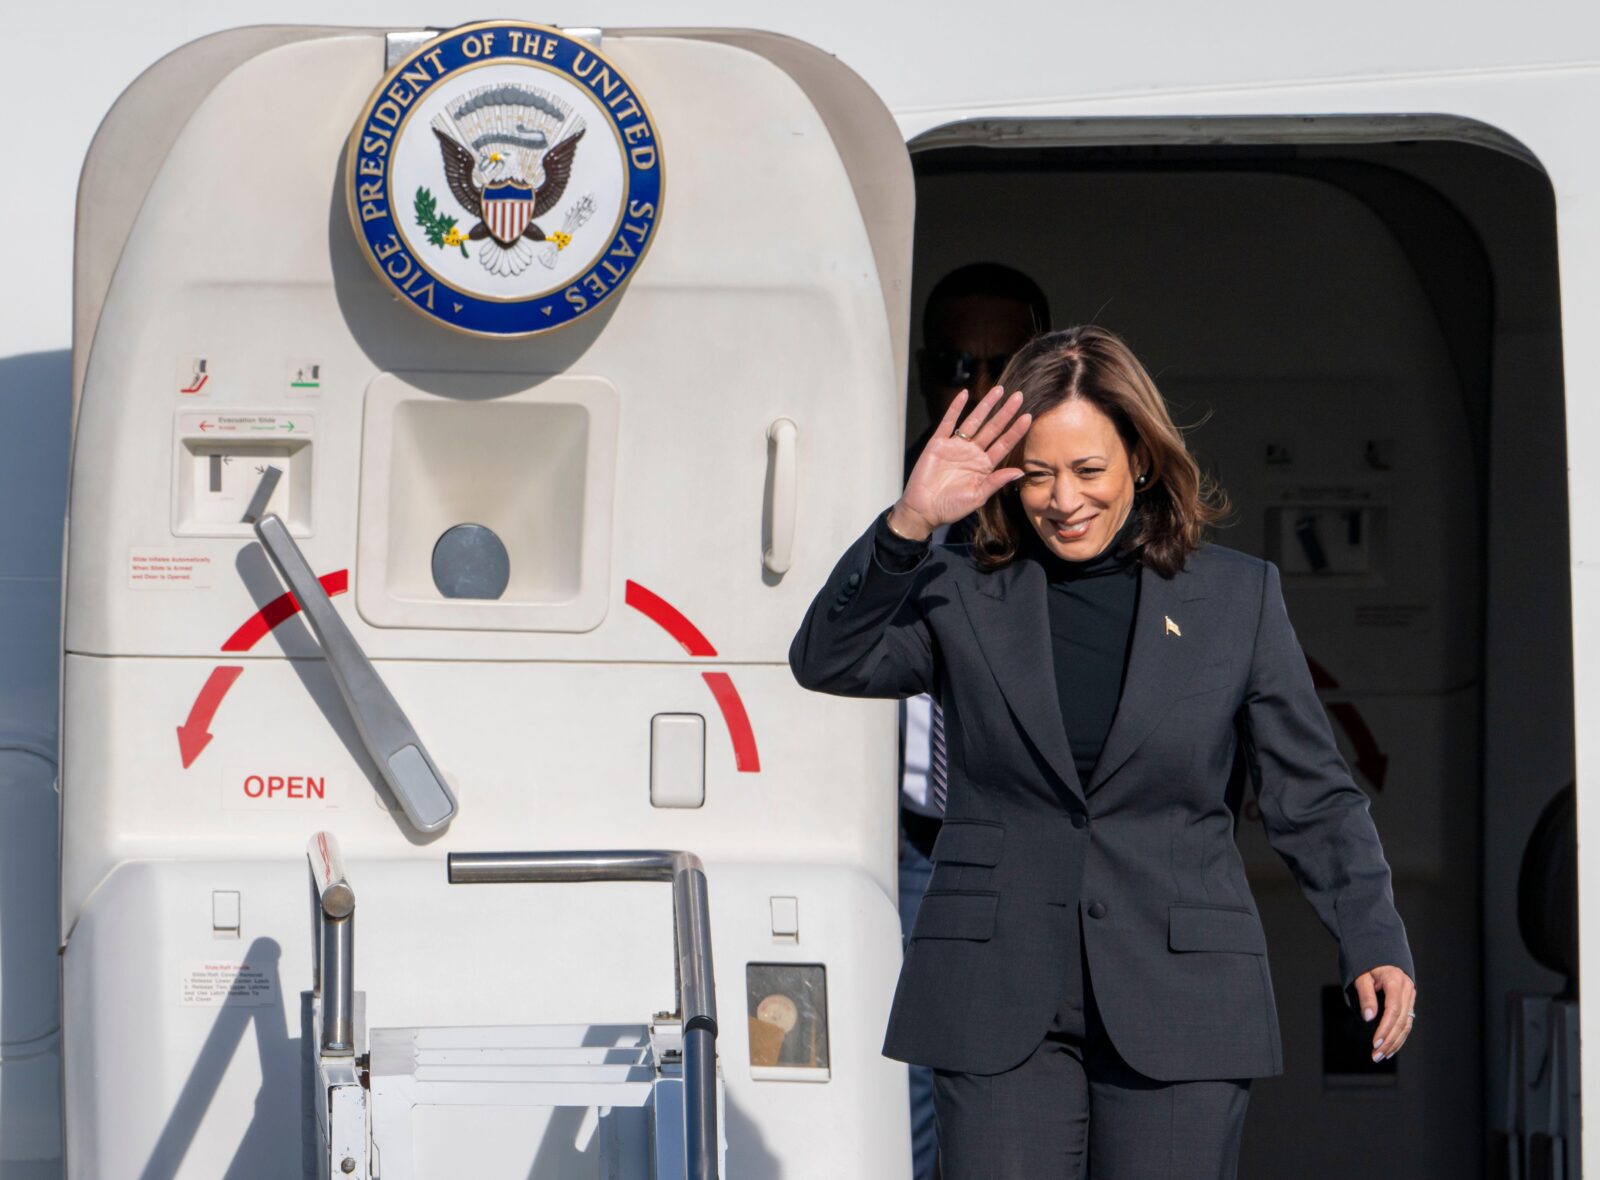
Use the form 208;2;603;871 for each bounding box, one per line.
788;514;1416;1080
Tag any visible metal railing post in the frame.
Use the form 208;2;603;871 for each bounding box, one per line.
307;832;356;1057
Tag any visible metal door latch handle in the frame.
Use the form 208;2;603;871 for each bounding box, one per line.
249;471;457;832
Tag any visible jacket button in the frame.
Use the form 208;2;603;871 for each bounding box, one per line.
1071;813;1087;829
1088;901;1107;919
846;571;862;588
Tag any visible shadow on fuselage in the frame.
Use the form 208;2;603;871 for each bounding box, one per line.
136;938;302;1180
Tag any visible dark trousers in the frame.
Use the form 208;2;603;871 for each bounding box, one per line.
931;908;1251;1179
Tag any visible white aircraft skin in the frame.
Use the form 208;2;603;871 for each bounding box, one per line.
2;4;1598;1177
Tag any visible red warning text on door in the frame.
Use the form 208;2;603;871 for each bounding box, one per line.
223;768;337;811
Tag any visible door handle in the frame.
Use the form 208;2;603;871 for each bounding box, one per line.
764;417;798;575
249;484;457;833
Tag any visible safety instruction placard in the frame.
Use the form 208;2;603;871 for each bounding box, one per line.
180;960;277;1007
129;549;214;589
177;412;312;438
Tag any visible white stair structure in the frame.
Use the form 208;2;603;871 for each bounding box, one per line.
308;836;725;1179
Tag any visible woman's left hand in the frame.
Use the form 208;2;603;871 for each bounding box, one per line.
1352;965;1416;1061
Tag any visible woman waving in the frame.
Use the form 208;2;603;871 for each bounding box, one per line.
788;324;1416;1178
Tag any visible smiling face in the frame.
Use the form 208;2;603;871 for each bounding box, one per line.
1016;397;1144;561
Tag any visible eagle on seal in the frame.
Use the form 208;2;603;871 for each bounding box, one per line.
431;125;586;276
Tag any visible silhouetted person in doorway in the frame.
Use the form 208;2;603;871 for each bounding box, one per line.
899;263;1049;1180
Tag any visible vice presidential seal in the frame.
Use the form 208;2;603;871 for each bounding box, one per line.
346;21;663;337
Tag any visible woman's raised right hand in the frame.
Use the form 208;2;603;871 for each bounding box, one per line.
888;386;1033;541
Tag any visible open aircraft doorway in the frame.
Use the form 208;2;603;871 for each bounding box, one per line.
909;116;1573;1179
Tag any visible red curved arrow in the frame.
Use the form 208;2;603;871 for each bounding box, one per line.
177;665;243;768
222;570;348;652
181;569;349;768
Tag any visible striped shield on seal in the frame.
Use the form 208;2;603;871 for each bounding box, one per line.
482;181;536;246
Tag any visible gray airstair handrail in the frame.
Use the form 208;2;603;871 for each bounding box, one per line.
447;850;720;1180
307;832;356;1057
251;506;457;834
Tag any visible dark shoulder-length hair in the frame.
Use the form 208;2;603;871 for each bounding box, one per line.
973;325;1230;577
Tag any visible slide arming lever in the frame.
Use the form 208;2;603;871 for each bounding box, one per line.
247;470;458;832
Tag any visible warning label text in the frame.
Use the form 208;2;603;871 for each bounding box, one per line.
180;960;276;1007
129;550;214;589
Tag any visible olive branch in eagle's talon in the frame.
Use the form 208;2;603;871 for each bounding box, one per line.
414;187;469;257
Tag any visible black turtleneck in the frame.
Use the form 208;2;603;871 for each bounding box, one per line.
1028;506;1143;786
873;503;1144;788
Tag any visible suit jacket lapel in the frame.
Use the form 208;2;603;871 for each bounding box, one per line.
1085;560;1209;794
956;560;1085;806
956;553;1213;808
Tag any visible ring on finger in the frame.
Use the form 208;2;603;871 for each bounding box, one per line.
953;429;973;440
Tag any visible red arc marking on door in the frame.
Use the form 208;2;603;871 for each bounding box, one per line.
625;579;760;773
186;571;764;775
701;673;761;772
177;665;244;768
222;570;349;652
1305;655;1387;790
624;580;717;656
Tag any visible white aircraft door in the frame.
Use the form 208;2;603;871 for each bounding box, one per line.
64;22;913;1178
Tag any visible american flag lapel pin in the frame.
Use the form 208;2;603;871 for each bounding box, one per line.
1165;615;1182;637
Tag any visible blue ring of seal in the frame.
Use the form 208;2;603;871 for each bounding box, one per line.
347;23;663;338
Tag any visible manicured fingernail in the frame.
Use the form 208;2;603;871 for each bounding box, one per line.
1363;1007;1375;1021
1374;1037;1384;1048
1373;1052;1384;1061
